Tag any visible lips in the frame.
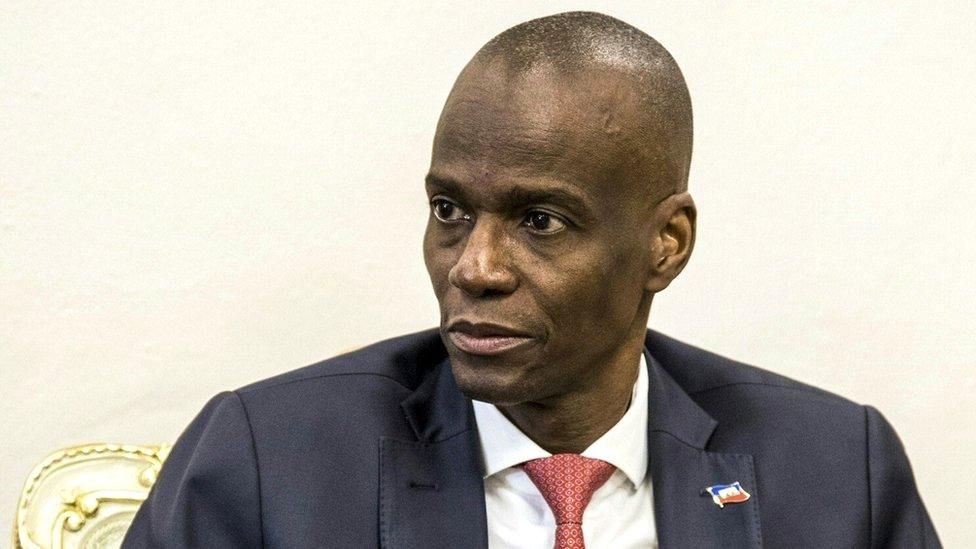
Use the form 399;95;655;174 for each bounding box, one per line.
446;319;534;356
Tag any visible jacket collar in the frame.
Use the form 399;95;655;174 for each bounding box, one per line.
398;331;720;448
398;354;476;443
382;330;762;548
643;345;718;450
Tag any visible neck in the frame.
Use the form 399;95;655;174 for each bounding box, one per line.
498;299;652;454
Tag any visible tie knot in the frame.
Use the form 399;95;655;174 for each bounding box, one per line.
520;454;616;525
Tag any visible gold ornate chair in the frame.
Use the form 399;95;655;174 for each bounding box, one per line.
13;443;170;549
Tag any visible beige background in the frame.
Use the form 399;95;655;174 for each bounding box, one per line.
3;1;974;545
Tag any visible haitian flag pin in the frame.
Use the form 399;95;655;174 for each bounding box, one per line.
704;481;751;508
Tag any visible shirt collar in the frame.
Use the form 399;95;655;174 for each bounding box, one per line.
471;351;649;488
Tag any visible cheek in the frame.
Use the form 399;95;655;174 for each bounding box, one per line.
423;226;460;298
541;243;647;332
422;234;444;296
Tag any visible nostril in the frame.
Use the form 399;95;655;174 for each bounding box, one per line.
482;286;511;298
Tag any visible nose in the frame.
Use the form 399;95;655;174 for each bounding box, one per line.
448;217;518;297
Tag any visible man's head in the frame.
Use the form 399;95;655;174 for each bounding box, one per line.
423;11;696;405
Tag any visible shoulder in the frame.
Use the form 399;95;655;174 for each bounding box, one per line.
647;331;940;545
236;327;445;398
647;329;862;411
228;328;445;439
647;330;870;453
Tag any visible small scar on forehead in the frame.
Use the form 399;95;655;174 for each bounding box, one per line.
601;109;622;136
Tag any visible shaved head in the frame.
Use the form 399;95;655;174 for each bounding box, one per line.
449;11;694;200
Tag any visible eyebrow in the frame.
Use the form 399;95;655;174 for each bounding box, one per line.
425;174;595;218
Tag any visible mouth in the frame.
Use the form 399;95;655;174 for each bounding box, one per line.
446;319;535;356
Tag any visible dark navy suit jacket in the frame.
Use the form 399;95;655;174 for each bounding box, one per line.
123;329;940;548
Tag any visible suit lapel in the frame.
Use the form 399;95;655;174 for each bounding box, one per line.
644;345;763;548
379;357;488;549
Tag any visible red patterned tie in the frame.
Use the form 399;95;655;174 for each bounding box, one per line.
520;454;616;549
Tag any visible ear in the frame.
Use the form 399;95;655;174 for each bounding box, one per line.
645;192;696;293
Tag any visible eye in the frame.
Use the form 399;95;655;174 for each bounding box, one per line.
430;198;470;223
523;211;566;234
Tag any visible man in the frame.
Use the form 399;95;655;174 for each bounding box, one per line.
123;11;939;548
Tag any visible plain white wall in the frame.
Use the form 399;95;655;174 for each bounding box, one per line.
2;1;974;545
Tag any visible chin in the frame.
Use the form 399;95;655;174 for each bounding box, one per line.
448;357;536;405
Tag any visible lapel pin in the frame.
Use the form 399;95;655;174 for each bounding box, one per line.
704;481;751;508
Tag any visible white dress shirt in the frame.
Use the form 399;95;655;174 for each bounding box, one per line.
472;353;658;548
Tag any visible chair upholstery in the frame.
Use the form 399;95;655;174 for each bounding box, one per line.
13;443;170;549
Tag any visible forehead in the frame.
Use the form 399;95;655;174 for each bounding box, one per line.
430;61;642;202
